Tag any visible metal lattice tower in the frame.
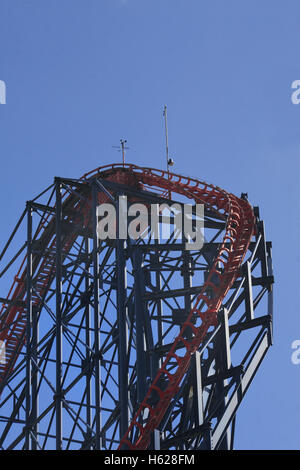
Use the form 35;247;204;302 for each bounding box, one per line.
0;164;273;450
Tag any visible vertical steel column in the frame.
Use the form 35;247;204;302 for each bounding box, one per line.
244;261;254;321
92;182;101;450
116;196;129;441
153;430;160;450
154;242;164;374
31;304;38;449
214;307;231;449
84;236;92;446
257;221;268;278
267;244;274;345
133;245;157;450
194;351;204;426
25;202;32;450
176;249;194;449
154;246;163;370
55;178;63;450
153;209;163;369
182;250;193;323
132;247;147;404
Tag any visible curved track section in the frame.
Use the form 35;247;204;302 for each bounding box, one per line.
0;164;256;449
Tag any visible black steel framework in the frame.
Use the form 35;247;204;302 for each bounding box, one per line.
0;169;273;450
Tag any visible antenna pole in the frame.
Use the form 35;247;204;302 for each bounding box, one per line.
120;139;127;166
163;105;169;177
112;139;129;166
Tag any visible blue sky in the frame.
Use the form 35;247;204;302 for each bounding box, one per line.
0;0;300;450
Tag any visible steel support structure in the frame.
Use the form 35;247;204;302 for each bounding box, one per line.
0;164;273;450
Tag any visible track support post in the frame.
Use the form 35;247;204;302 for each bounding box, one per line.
92;181;102;450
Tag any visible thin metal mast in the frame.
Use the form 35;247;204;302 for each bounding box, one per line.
120;139;127;166
163;105;170;177
113;139;129;167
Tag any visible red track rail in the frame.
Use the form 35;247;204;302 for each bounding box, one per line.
0;164;256;449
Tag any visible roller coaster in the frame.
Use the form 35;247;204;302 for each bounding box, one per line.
0;163;273;450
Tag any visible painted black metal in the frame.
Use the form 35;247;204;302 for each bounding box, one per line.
0;174;273;450
92;182;101;450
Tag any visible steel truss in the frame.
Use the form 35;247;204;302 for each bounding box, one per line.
0;164;273;450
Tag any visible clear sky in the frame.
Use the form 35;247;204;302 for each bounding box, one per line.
0;0;300;450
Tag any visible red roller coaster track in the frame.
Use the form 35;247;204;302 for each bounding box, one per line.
0;163;256;450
